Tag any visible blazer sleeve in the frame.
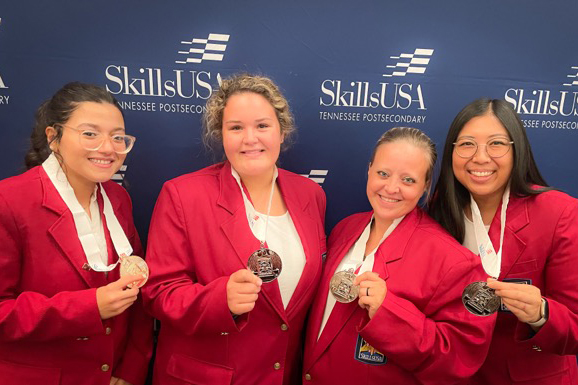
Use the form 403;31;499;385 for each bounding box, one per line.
141;182;243;336
0;193;103;342
113;191;154;385
360;253;495;384
514;200;578;354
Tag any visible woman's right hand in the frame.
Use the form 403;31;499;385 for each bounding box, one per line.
96;274;144;320
227;269;262;316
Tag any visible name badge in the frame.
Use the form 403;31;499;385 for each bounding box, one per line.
354;335;387;365
499;278;532;312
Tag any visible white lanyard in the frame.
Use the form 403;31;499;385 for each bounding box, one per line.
42;153;133;271
470;185;510;278
231;167;278;247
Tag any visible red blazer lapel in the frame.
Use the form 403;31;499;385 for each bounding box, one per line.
493;195;529;279
41;169;106;288
305;213;371;371
217;162;287;322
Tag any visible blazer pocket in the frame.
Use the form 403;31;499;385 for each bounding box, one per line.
167;353;233;385
0;359;61;385
507;352;568;382
507;259;539;275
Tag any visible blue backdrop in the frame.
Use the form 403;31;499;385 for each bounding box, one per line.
1;0;577;242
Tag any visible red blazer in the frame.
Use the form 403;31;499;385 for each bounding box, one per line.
304;208;495;385
470;190;578;385
0;166;153;385
142;162;326;385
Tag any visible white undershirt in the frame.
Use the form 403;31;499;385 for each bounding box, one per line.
463;212;490;255
254;210;306;308
318;216;402;339
88;189;109;265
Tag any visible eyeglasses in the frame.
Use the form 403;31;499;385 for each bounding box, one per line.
453;138;514;159
57;124;136;154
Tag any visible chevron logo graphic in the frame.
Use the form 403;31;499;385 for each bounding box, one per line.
300;170;328;185
112;165;127;186
383;48;434;78
563;66;578;87
175;33;230;64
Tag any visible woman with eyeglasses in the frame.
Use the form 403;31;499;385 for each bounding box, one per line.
429;99;578;384
0;82;152;385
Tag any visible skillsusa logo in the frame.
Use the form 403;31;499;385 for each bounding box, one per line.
104;32;231;114
505;65;578;130
176;34;230;64
319;47;431;125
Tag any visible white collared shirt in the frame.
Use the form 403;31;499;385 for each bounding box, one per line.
318;216;402;339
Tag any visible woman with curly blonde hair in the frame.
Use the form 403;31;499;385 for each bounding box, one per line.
143;73;326;385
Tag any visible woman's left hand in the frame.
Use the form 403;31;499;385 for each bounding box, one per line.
354;272;387;319
487;278;542;323
110;377;133;385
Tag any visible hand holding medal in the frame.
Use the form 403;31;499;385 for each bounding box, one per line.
354;272;387;319
487;278;543;323
227;269;263;315
96;274;144;320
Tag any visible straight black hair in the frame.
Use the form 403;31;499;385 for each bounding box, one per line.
429;99;550;243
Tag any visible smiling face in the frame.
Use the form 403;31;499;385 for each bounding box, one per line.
47;101;126;189
367;140;429;228
452;113;514;205
222;92;283;179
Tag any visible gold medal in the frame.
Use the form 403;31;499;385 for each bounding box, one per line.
120;254;149;288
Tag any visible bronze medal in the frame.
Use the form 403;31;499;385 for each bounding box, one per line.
120;255;149;288
462;281;500;316
330;269;359;303
247;248;282;283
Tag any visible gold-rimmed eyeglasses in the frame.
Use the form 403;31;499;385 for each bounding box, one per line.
57;124;136;154
453;138;513;159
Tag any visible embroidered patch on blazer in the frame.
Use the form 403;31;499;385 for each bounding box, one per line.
500;278;532;312
354;335;387;365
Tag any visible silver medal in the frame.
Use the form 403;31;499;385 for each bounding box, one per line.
247;248;282;283
330;268;359;303
462;281;500;316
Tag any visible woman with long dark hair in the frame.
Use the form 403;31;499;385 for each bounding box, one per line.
0;82;152;385
430;99;578;384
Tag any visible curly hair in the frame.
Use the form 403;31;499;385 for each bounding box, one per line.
202;73;295;156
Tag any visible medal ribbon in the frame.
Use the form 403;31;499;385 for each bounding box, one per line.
470;185;510;278
338;216;403;276
42;153;133;271
231;167;278;248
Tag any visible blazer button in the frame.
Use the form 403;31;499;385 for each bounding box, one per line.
105;327;112;335
280;323;288;331
273;362;281;370
532;345;542;352
101;364;110;372
221;332;229;336
305;373;312;381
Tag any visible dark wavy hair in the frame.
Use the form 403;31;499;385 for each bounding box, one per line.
428;99;550;243
25;82;123;169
